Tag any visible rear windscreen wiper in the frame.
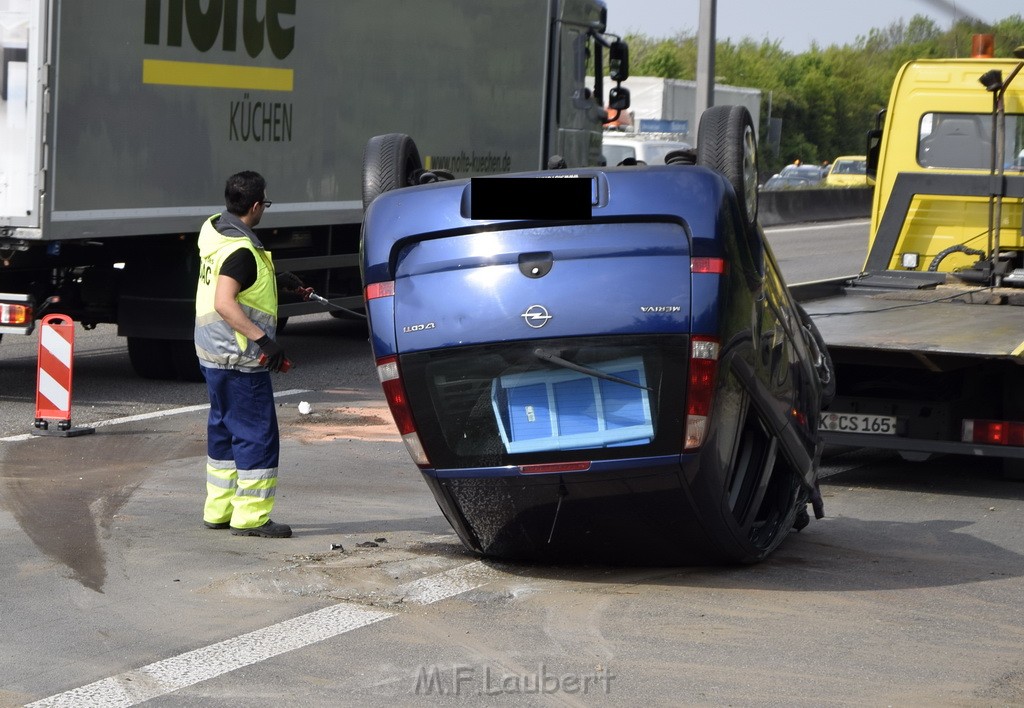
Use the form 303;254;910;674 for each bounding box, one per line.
532;348;652;391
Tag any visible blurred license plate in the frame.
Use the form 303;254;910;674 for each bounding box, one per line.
819;412;896;434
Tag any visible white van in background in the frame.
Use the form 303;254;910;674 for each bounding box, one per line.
602;134;692;166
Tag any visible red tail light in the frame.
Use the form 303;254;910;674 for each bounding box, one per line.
691;257;726;274
684;336;720;450
376;356;429;466
963;419;1024;446
365;280;395;301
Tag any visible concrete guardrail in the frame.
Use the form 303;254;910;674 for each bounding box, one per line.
759;186;873;227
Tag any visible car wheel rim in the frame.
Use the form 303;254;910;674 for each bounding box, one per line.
742;125;758;223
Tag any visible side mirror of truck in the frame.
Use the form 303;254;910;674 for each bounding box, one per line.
608;86;630;111
610;40;629;82
865;128;881;180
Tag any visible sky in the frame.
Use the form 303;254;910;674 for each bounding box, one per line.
601;0;1022;54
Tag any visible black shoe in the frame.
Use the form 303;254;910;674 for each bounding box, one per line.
230;519;292;538
204;520;230;529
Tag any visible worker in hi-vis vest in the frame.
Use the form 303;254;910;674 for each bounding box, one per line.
194;170;302;538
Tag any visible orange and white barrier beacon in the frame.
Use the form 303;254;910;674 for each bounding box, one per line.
33;314;94;437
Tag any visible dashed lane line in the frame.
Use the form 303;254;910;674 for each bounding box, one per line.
26;561;496;707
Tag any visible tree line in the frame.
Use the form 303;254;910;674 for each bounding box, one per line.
623;14;1024;176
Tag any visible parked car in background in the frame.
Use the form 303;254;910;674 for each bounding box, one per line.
360;105;831;566
762;174;819;190
779;164;827;182
825;155;871;186
762;163;827;190
602;133;692;166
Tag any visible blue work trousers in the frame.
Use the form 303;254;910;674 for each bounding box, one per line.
202;366;280;528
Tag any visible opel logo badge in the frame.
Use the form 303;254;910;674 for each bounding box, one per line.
521;304;552;329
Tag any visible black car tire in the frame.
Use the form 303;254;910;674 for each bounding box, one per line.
362;133;423;211
723;406;801;562
696;105;759;228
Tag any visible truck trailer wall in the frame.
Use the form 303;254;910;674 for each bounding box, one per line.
32;0;579;239
0;0;42;225
598;76;761;142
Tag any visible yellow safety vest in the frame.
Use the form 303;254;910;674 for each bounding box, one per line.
194;214;278;370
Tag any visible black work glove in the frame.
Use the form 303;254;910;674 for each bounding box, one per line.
276;271;304;292
276;271;315;301
254;334;286;372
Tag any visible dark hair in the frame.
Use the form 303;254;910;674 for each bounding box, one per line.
224;171;266;216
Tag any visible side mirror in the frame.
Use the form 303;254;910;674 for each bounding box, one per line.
865;128;881;179
609;40;629;82
608;87;630;111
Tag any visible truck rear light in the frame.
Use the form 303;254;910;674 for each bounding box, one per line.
0;303;32;326
376;355;430;466
684;336;720;450
365;281;395;301
962;419;1024;446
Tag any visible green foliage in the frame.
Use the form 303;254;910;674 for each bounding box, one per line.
623;14;1024;178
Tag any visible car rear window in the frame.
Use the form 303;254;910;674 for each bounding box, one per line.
400;335;689;469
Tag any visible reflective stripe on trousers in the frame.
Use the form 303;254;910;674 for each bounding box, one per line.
202;368;280;529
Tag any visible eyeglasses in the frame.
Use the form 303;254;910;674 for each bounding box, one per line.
261;200;273;208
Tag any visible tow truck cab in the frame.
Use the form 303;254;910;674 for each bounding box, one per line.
865;41;1024;278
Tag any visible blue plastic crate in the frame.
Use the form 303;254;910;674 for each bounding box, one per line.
492;356;654;454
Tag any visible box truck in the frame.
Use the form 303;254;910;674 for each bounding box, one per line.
0;0;629;379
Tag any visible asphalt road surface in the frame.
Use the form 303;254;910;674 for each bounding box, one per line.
4;219;1023;706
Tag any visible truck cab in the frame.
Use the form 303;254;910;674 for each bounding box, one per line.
865;46;1024;279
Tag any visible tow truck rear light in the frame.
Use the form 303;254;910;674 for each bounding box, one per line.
376;355;429;466
0;302;32;326
684;336;720;450
365;281;395;301
962;419;1024;446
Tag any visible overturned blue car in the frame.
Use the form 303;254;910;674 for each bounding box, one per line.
360;106;831;564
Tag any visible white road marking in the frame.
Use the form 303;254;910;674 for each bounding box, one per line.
397;560;496;604
27;561;495;707
0;389;309;443
26;603;394;708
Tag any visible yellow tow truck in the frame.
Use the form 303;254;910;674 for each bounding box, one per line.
795;36;1024;472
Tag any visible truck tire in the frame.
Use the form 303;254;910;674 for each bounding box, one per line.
696;105;759;228
128;337;203;382
127;337;176;380
169;340;204;382
362;133;422;211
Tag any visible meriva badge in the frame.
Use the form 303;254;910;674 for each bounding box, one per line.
521;304;552;329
